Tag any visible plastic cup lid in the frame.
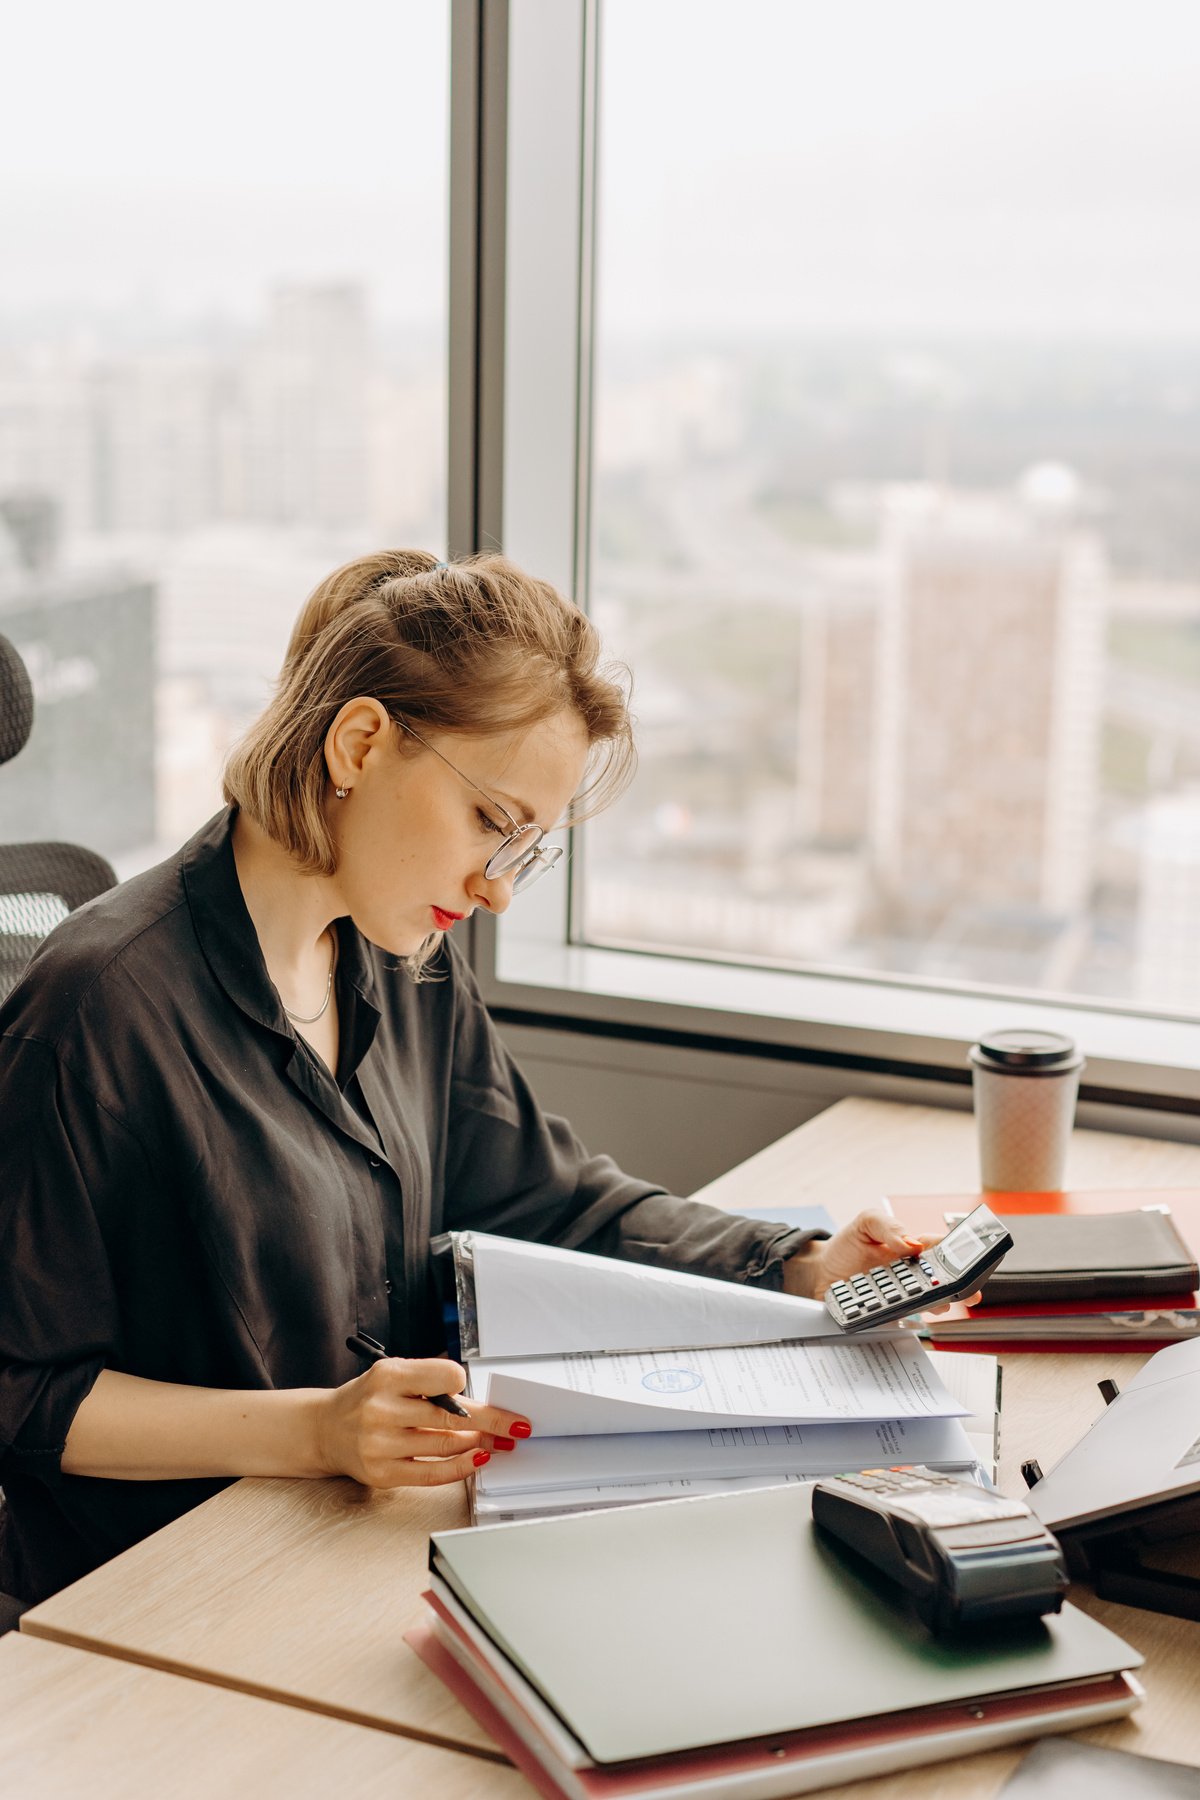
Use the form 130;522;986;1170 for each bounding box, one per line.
970;1029;1079;1070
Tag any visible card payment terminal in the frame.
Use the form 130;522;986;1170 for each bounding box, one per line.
813;1466;1069;1635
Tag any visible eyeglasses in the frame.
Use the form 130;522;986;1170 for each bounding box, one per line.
398;721;564;894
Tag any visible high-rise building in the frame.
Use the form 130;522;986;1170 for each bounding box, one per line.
0;285;391;544
0;353;96;539
92;352;232;534
0;503;156;858
368;363;445;545
795;554;881;847
243;283;371;530
869;477;1107;933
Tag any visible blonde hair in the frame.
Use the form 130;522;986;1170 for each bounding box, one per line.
224;546;635;899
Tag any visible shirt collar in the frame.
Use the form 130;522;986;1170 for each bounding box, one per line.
180;808;379;1039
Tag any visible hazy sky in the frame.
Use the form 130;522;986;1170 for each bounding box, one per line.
599;0;1200;338
3;0;1199;339
1;0;449;327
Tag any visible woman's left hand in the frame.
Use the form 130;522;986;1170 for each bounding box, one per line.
781;1210;981;1311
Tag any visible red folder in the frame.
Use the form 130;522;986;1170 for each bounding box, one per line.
886;1186;1200;1228
406;1597;1141;1800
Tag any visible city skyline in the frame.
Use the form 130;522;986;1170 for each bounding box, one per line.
1;285;1199;1016
584;327;1200;1016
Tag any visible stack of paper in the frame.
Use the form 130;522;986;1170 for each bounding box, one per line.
451;1233;996;1522
884;1190;1200;1351
928;1296;1200;1347
474;1349;999;1522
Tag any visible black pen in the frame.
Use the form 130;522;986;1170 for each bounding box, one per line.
345;1331;473;1419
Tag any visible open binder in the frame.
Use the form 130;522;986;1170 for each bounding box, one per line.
443;1229;969;1427
439;1229;986;1519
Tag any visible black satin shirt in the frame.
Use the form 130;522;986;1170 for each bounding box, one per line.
0;810;815;1602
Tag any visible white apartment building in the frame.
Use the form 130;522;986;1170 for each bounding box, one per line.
869;477;1107;927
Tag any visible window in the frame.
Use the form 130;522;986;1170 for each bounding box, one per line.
578;0;1200;1022
0;1;448;874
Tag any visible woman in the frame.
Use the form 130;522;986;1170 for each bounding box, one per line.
0;549;931;1605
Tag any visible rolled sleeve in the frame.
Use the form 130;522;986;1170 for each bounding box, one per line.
585;1191;827;1286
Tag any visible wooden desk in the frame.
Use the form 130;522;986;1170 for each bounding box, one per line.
24;1477;499;1759
0;1632;531;1799
22;1096;1200;1796
691;1096;1200;1216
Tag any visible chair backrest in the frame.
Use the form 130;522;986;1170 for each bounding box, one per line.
0;633;117;997
0;635;33;766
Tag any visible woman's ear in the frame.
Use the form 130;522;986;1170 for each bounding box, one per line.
324;697;393;796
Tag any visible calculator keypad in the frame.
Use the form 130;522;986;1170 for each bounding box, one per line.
826;1255;936;1329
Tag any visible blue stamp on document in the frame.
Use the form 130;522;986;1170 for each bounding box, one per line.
642;1367;703;1394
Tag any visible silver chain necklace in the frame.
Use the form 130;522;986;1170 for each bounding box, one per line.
283;930;336;1025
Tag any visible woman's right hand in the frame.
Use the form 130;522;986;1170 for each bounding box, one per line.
313;1356;531;1488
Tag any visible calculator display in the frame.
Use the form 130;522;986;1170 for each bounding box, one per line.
935;1209;1007;1281
936;1219;987;1275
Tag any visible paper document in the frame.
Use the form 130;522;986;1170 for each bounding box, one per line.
461;1230;861;1360
474;1474;819;1521
474;1465;989;1522
478;1412;979;1495
471;1334;965;1435
926;1347;1001;1482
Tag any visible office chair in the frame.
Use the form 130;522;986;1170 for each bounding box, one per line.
0;633;118;1631
0;633;118;1000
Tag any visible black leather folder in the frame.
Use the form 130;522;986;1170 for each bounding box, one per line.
982;1209;1198;1305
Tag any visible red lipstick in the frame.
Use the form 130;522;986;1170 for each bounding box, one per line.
431;907;464;931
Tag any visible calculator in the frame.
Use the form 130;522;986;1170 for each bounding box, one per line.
812;1465;1069;1633
823;1202;1013;1333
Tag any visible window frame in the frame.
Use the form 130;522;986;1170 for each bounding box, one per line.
448;0;1200;1117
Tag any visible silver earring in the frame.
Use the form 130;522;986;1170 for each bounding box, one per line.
335;785;348;799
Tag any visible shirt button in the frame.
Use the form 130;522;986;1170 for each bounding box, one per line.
385;1278;394;1294
368;1156;381;1169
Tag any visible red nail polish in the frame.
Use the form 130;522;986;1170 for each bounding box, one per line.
509;1421;532;1439
473;1450;490;1467
493;1437;516;1451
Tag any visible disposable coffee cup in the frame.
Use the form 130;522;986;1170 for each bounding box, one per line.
968;1029;1084;1192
